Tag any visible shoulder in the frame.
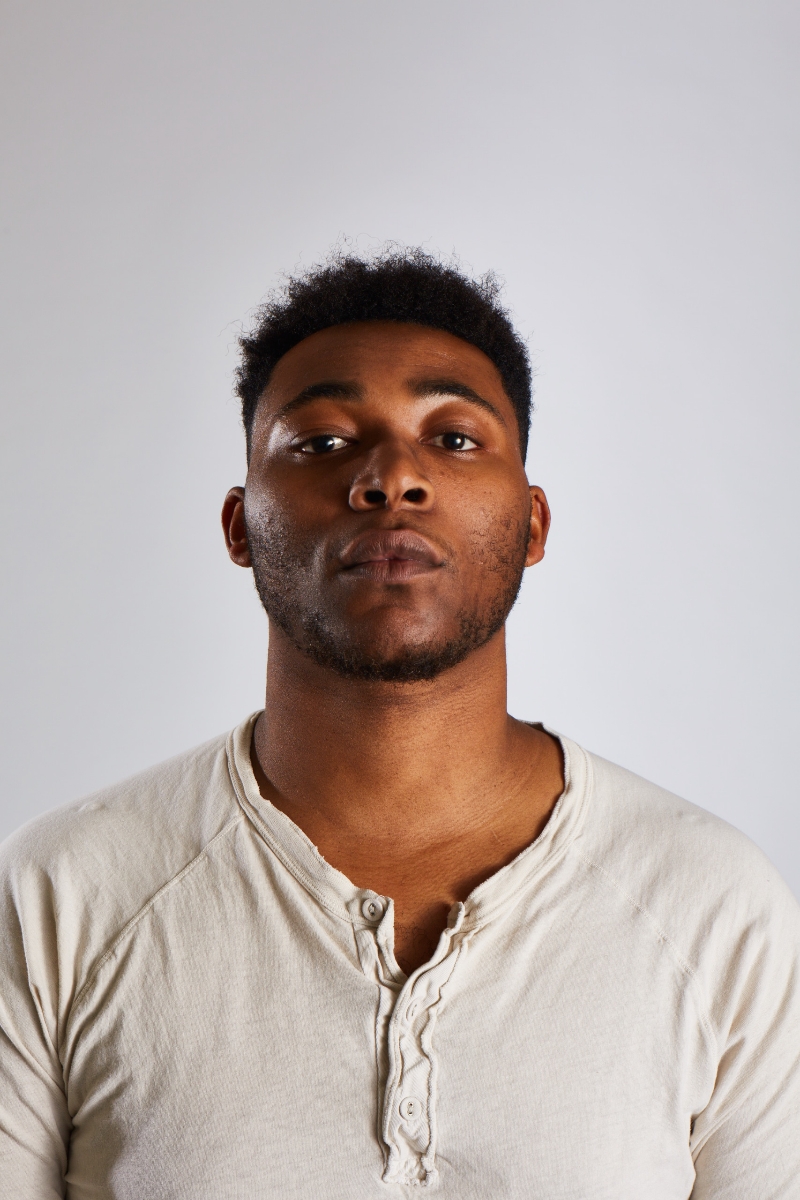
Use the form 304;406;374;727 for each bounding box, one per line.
576;746;791;915
0;725;247;1018
570;742;800;1029
1;727;241;890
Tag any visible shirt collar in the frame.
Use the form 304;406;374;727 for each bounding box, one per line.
226;710;592;931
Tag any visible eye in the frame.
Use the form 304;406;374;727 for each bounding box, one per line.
297;434;350;455
429;431;479;451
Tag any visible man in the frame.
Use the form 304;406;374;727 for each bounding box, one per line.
1;248;798;1198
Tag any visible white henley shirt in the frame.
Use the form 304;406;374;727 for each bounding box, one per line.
1;713;799;1198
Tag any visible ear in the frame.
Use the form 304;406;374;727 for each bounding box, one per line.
222;487;252;568
525;485;551;568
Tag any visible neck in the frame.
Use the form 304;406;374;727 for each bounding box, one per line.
254;624;523;839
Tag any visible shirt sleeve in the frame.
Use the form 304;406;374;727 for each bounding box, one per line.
0;847;70;1198
689;873;800;1199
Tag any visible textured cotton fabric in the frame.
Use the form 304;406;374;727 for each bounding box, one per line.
1;713;799;1199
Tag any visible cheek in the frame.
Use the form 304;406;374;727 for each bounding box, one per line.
246;468;307;532
245;483;336;593
244;485;279;540
458;490;530;573
248;462;340;528
245;487;301;561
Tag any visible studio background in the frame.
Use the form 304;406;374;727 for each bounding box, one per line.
1;0;798;896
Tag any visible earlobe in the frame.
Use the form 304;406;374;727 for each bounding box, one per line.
222;486;252;568
525;535;545;569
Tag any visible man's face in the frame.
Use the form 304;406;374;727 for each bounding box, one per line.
231;321;548;682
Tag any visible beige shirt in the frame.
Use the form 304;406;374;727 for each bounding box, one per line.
1;713;799;1198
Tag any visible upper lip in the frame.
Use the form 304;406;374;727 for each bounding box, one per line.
339;529;445;569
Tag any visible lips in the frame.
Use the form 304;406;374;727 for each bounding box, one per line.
339;529;444;580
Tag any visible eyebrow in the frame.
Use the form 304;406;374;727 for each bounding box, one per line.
278;380;364;418
276;376;506;426
410;378;507;426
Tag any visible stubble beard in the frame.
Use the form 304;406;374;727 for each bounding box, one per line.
245;509;530;684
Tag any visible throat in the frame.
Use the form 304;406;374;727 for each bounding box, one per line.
249;716;566;976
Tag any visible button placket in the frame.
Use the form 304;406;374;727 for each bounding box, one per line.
348;889;470;1187
382;1001;435;1184
381;929;467;1187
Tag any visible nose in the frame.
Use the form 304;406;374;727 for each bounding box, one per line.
348;440;434;512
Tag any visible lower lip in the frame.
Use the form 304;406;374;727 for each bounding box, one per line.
343;559;440;582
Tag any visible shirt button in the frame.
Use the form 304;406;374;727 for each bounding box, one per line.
399;1096;421;1121
361;896;386;921
406;1001;419;1020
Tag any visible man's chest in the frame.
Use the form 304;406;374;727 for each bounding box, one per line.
61;877;709;1200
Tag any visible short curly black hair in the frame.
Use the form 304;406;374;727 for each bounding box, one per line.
236;247;532;459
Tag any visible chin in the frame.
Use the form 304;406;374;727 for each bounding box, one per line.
298;616;499;684
309;646;468;684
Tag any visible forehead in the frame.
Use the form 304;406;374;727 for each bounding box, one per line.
261;321;511;411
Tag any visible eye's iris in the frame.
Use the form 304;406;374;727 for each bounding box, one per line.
304;434;343;454
442;432;469;450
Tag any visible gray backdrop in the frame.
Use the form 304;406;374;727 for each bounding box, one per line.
1;0;798;896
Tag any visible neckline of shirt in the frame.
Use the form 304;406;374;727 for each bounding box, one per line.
226;711;593;931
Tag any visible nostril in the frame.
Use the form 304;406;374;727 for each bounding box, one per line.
404;488;425;504
364;489;387;505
